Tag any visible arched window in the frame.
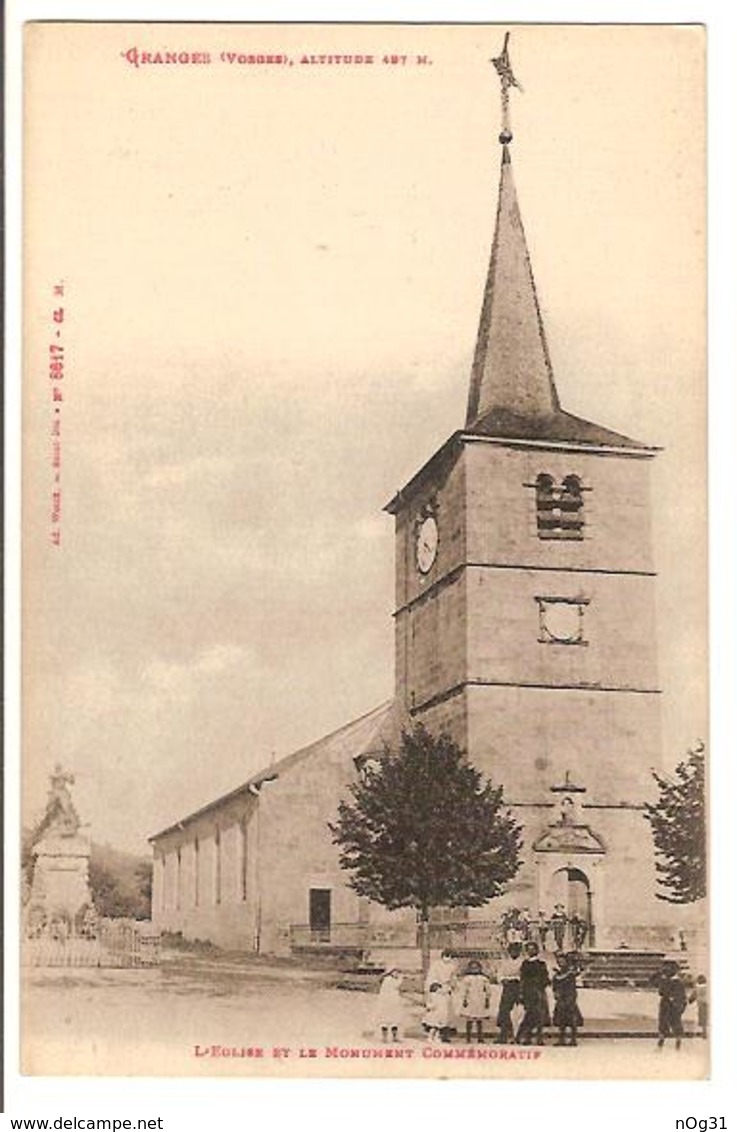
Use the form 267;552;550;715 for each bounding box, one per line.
535;473;585;540
559;475;584;536
535;474;558;536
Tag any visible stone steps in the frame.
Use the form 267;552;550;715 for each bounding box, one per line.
579;950;689;988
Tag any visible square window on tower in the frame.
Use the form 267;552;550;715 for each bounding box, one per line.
536;596;590;645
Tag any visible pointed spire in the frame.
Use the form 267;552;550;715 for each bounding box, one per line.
464;35;648;450
465;142;560;428
466;34;559;430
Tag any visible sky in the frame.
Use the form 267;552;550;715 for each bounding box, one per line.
22;23;706;854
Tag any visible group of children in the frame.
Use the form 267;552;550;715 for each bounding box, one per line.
501;905;588;952
375;947;708;1049
376;943;584;1047
433;944;584;1047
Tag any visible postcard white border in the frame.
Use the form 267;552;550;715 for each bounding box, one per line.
4;0;735;1127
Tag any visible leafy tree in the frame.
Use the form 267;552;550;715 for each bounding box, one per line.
644;742;706;904
21;828;35;887
134;859;153;908
330;724;523;973
88;857;128;918
88;845;153;920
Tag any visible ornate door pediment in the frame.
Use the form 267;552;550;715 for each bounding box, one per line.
533;824;605;855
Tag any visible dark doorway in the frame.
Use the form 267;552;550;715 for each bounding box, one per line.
309;888;332;942
566;868;589;919
552;866;594;949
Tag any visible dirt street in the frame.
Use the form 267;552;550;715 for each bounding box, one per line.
21;951;707;1079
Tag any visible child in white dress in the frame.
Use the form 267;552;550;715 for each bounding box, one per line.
375;968;404;1042
423;982;451;1043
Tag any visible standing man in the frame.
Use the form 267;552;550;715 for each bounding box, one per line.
495;942;523;1044
570;913;588;951
551;904;567;951
654;959;688;1050
537;910;550;952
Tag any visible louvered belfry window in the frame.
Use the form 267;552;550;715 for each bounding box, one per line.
535;473;584;540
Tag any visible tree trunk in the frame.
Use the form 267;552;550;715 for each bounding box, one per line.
419;912;431;981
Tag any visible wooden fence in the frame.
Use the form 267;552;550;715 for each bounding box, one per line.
22;920;160;968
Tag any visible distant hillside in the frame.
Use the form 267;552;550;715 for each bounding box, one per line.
23;830;152;920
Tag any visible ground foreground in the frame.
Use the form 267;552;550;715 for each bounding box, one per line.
21;950;709;1079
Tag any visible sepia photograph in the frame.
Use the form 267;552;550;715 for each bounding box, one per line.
19;21;708;1082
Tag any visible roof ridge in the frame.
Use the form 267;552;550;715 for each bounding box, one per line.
149;700;394;842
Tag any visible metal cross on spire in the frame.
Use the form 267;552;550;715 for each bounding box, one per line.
491;32;523;144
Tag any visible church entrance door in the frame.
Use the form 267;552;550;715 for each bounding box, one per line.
309;888;332;943
551;867;594;949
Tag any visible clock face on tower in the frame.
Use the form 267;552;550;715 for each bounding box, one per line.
415;514;438;574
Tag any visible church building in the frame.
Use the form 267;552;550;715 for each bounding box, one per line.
150;50;674;959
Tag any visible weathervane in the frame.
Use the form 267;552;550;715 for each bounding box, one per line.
491;32;523;144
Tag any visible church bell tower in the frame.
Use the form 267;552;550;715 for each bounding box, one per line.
385;35;665;945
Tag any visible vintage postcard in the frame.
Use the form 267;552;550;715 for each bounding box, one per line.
21;22;707;1079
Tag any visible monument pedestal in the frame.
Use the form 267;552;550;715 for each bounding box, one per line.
29;827;93;924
